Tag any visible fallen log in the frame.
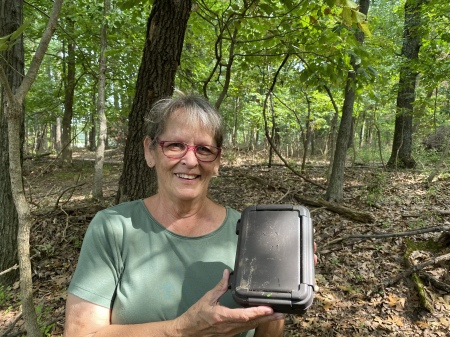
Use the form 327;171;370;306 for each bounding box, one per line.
324;225;450;247
248;175;375;223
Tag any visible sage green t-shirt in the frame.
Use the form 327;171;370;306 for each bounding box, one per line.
68;200;254;337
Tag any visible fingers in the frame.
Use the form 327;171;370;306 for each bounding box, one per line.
207;269;230;305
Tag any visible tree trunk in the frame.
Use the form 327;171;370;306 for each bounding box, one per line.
61;18;76;166
325;0;370;202
93;0;110;200
0;1;62;335
0;0;23;286
387;0;426;169
116;0;192;203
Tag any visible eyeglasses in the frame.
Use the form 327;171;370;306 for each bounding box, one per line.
157;139;221;162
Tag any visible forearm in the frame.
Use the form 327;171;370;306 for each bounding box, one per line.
67;321;180;337
254;318;285;337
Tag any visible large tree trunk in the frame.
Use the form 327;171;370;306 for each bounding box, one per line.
387;0;425;169
0;0;23;286
325;0;370;203
116;0;191;203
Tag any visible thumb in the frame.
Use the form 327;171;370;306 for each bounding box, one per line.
207;269;230;305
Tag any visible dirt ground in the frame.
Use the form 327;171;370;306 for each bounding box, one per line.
1;148;450;336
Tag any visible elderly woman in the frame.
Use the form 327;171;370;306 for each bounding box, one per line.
64;95;285;337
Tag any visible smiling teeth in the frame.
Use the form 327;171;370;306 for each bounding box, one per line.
176;174;197;180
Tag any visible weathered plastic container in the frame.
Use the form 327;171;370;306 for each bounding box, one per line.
229;204;315;314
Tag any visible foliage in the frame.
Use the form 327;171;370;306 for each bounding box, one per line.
17;0;450;167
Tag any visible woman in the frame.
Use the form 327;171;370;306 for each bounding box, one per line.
64;95;285;337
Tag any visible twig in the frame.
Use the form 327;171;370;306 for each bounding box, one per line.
0;264;19;277
0;312;22;337
276;186;291;203
0;253;40;276
324;225;450;247
1;317;60;337
384;252;450;287
53;175;85;209
420;271;450;293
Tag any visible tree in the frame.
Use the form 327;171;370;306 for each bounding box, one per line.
93;0;110;199
0;0;24;287
116;0;192;202
325;0;371;202
0;0;63;335
387;0;427;168
61;14;76;166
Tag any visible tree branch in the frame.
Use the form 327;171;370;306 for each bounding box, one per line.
324;225;450;247
384;251;450;287
16;0;63;102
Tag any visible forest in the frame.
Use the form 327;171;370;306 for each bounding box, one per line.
1;0;450;336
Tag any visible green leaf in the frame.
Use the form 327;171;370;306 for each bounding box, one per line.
342;7;353;27
358;21;372;37
352;10;366;24
10;20;31;40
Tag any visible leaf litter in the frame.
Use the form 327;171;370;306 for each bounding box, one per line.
1;150;449;336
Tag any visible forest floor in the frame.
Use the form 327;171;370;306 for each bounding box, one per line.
1;148;450;337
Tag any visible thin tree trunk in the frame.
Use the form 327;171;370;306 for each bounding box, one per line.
301;94;312;173
387;0;426;169
325;0;370;202
93;0;110;200
61;18;75;166
0;1;63;336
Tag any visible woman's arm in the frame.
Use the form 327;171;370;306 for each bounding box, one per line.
64;270;285;337
64;294;179;337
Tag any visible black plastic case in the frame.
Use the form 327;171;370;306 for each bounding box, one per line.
229;204;315;314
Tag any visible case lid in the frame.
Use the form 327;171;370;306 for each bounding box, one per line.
233;204;315;304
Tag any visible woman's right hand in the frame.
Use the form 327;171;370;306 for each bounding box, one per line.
174;269;285;337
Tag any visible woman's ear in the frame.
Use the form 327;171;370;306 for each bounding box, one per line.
143;136;155;168
213;155;220;176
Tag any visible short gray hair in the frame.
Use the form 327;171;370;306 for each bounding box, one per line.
145;95;224;147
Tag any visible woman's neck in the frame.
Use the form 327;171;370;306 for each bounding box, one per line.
144;194;226;236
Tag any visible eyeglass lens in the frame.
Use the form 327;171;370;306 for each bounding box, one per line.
160;141;220;162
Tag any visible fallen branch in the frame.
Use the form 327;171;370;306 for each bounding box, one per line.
248;174;374;223
0;253;40;277
0;263;19;277
384;252;450;287
324;225;450;247
53;177;85;209
419;271;450;293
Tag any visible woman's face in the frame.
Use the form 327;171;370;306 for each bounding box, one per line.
144;109;220;204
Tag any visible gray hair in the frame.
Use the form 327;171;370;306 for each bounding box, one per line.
145;95;224;147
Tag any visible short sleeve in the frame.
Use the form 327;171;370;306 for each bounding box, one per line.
67;211;124;308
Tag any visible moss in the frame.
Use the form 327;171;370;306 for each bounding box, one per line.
404;238;441;258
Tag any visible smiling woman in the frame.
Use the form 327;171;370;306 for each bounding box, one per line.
63;95;285;337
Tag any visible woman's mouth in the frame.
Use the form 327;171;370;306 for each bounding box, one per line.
175;173;199;180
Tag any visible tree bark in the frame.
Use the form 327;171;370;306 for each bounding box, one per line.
325;0;370;202
387;0;426;169
116;0;192;203
0;0;23;286
61;17;75;166
0;1;63;336
93;0;110;200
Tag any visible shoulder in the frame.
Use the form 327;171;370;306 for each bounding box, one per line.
88;200;148;236
225;206;241;220
224;206;241;228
